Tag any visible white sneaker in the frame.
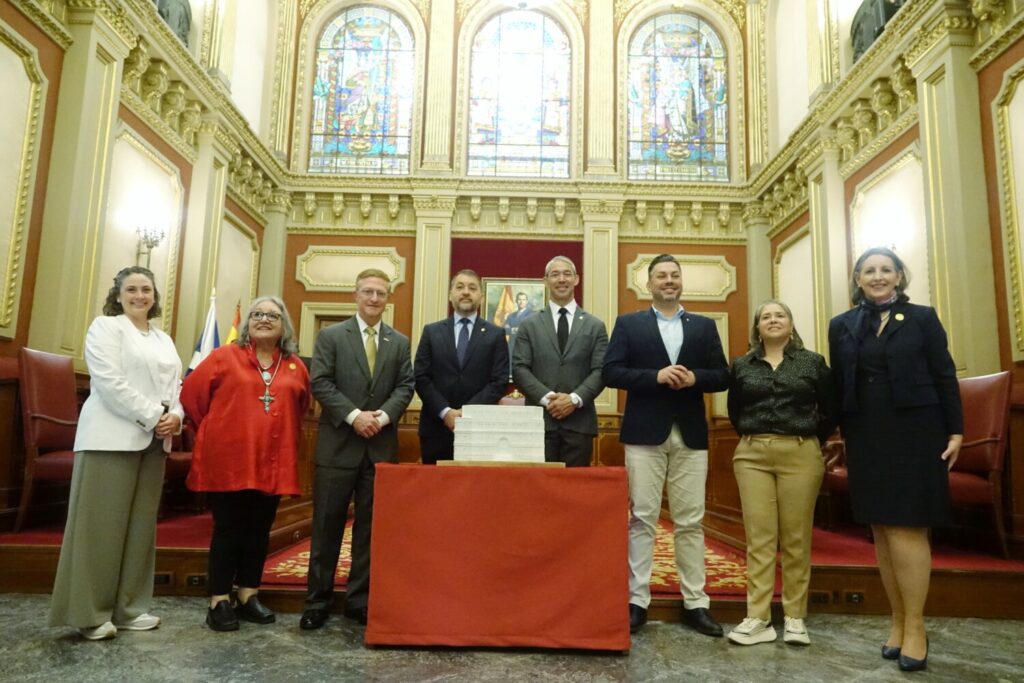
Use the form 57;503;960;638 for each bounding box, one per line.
727;617;776;645
783;616;811;645
118;613;160;631
78;621;117;640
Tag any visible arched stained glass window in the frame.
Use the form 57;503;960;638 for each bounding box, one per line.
308;7;414;174
627;13;728;182
467;10;571;178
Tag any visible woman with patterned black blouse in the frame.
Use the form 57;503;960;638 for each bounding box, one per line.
725;300;837;647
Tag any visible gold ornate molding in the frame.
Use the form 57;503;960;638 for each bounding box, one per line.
9;0;73;48
65;0;140;51
0;21;46;336
614;0;745;29
771;225;811;298
298;301;394;355
625;253;737;301
971;12;1024;70
294;245;407;292
994;58;1024;356
904;13;978;69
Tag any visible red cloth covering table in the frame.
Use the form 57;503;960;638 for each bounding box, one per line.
365;463;630;651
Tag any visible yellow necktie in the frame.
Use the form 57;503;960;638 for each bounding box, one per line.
364;326;377;377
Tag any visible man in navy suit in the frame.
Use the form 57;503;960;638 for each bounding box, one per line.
415;269;509;464
603;254;730;637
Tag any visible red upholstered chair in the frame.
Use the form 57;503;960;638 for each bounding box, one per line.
948;371;1012;558
818;439;849;530
15;348;79;531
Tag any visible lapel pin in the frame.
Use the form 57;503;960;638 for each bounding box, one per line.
895;313;905;321
289;363;296;370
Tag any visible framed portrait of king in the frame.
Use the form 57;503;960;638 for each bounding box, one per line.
483;278;547;377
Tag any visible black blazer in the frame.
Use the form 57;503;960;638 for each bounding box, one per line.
828;301;963;434
603;309;729;449
414;317;509;449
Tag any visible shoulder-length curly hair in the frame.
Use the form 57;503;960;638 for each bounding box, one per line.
102;266;162;319
236;296;299;356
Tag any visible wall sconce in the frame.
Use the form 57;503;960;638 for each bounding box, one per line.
136;226;166;268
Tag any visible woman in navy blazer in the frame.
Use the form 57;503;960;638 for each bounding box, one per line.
49;267;183;641
828;247;962;672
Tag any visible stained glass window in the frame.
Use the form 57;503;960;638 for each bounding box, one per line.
627;13;728;182
308;7;414;175
467;10;571;178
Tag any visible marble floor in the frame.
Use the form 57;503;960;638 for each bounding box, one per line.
3;594;1022;682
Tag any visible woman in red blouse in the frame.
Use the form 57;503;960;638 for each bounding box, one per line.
181;296;311;631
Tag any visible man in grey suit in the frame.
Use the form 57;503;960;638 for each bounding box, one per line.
512;256;608;467
300;269;414;630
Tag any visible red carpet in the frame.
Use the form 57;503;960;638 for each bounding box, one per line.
811;525;1024;571
262;519;756;598
0;512;213;549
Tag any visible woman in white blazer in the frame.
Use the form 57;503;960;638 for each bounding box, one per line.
49;266;184;640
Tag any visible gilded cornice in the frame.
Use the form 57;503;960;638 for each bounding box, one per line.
9;0;73;49
411;194;457;212
839;106;918;179
994;59;1024;353
971;11;1024;70
904;13;979;69
614;0;745;29
286;224;417;236
120;87;199;164
65;0;139;49
226;184;269;226
267;189;293;213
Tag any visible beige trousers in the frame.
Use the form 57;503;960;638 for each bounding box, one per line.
733;434;823;620
49;440;165;628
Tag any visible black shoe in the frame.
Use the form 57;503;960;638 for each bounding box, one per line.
898;639;928;672
235;596;275;624
881;644;901;660
628;604;647;634
343;605;368;625
299;608;330;630
206;601;239;632
683;607;724;637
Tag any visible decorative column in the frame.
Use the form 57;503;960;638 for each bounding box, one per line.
802;138;849;354
809;0;840;101
585;1;615;176
200;0;235;88
269;0;298;159
420;0;455;172
410;193;456;349
905;10;999;375
174;115;236;362
258;190;291;296
743;203;772;307
28;6;135;362
580;198;622;414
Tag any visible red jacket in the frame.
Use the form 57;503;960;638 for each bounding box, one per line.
181;343;311;495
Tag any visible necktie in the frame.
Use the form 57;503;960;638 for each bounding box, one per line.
557;308;569;352
456;318;470;367
364;326;376;377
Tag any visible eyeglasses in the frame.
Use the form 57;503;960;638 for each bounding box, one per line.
250;311;282;322
357;288;389;299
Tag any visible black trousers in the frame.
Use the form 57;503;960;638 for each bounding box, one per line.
207;490;281;595
544;429;594;467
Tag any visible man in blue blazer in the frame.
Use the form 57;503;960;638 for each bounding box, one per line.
603;254;730;637
512;256;608;467
301;269;414;630
415;270;510;464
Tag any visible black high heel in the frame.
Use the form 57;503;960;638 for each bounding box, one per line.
881;644;901;660
898;638;928;672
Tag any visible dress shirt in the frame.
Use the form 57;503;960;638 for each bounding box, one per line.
653;305;685;363
727;347;837;443
453;313;477;345
345;315;391;427
439;313;479;420
540;300;582;408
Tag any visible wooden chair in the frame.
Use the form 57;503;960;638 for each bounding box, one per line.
948;371;1012;558
15;348;78;531
818;439;849;530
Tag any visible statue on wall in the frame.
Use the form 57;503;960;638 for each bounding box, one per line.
158;0;192;48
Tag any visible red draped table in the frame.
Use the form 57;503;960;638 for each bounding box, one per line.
365;463;630;651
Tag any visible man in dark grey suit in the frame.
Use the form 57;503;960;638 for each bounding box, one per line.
415;269;509;464
300;269;414;630
512;256;608;467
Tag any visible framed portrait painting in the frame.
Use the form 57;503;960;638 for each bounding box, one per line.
483;278;547;378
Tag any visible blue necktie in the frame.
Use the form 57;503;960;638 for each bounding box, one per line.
456;318;471;367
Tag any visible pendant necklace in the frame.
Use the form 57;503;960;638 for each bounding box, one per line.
257;353;282;414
